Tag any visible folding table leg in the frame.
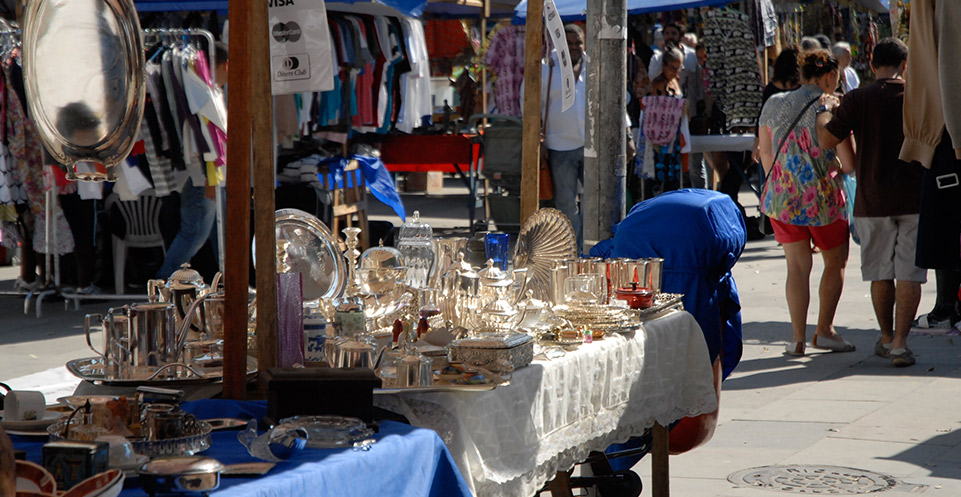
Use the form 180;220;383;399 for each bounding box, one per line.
652;422;670;497
548;470;574;497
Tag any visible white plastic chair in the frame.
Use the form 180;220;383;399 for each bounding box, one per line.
106;190;165;293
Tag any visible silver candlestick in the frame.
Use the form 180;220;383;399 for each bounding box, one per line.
343;227;362;288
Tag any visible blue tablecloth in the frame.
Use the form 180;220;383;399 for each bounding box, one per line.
11;399;472;497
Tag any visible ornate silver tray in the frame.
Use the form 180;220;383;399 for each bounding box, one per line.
513;208;577;302
254;209;348;302
23;0;146;180
66;356;258;386
49;418;212;457
632;293;685;321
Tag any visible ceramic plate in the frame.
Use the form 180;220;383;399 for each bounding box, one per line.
16;460;57;495
112;454;149;478
62;469;124;497
1;409;63;430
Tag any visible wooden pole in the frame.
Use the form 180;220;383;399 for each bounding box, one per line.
223;0;253;399
520;0;543;225
652;422;670;497
252;0;278;378
583;0;627;250
481;0;489;115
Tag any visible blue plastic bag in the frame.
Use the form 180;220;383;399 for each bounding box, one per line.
843;173;860;245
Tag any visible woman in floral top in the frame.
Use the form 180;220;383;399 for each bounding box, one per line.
758;50;854;357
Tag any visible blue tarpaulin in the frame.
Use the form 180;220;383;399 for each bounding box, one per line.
513;0;735;23
320;155;407;222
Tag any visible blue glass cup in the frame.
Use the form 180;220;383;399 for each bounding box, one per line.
484;232;510;271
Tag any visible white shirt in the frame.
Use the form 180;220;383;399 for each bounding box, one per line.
843;66;860;93
539;54;587;151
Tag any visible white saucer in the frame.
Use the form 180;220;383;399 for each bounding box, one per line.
112;454;149;476
0;409;63;430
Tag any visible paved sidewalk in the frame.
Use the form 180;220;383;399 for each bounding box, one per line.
633;235;961;496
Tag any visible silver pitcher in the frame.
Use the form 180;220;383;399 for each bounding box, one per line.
430;237;467;288
84;309;130;378
125;301;177;376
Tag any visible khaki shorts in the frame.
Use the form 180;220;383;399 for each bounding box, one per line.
853;215;928;283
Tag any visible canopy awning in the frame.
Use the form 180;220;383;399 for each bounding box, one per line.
513;0;734;23
135;0;429;17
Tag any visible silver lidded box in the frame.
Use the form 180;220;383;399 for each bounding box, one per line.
449;332;534;374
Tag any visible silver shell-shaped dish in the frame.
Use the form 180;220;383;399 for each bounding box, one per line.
257;209;348;302
512;208;577;302
23;0;146;180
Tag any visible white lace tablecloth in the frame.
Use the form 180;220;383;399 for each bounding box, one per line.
375;310;718;497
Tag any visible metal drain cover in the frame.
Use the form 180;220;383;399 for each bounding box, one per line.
728;465;897;494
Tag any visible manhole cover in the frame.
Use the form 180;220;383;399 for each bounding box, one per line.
728;465;897;494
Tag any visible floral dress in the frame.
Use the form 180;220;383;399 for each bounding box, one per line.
759;84;846;227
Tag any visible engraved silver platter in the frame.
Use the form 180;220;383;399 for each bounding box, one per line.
254;209;348;302
23;0;146;181
65;356;258;386
49;417;212;457
512;208;577;302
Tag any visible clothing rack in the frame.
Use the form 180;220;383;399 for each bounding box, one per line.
142;27;225;273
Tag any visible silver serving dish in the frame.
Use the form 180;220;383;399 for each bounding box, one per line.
513;209;578;302
140;455;223;496
631;292;685;321
254;209;347;302
48;418;213;458
277;415;374;449
65;356;258;386
23;0;146;181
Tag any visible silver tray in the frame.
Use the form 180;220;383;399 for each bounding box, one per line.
253;209;348;302
49;418;212;458
24;0;146;179
374;381;506;394
66;356;258;386
632;293;685;321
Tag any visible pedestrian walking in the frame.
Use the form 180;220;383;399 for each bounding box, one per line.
818;38;924;367
757;49;855;356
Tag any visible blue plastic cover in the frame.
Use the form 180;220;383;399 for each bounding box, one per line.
513;0;735;23
592;189;745;379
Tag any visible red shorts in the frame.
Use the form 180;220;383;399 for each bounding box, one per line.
769;218;849;250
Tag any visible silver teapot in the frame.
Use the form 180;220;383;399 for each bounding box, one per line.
148;264;221;340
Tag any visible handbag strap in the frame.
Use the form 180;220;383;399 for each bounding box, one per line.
771;96;819;167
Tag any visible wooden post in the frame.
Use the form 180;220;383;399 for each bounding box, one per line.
652;422;670;497
481;0;489;115
520;0;543;225
252;0;278;378
583;0;627;250
223;0;253;399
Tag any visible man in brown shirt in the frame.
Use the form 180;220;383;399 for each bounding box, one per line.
817;38;926;367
